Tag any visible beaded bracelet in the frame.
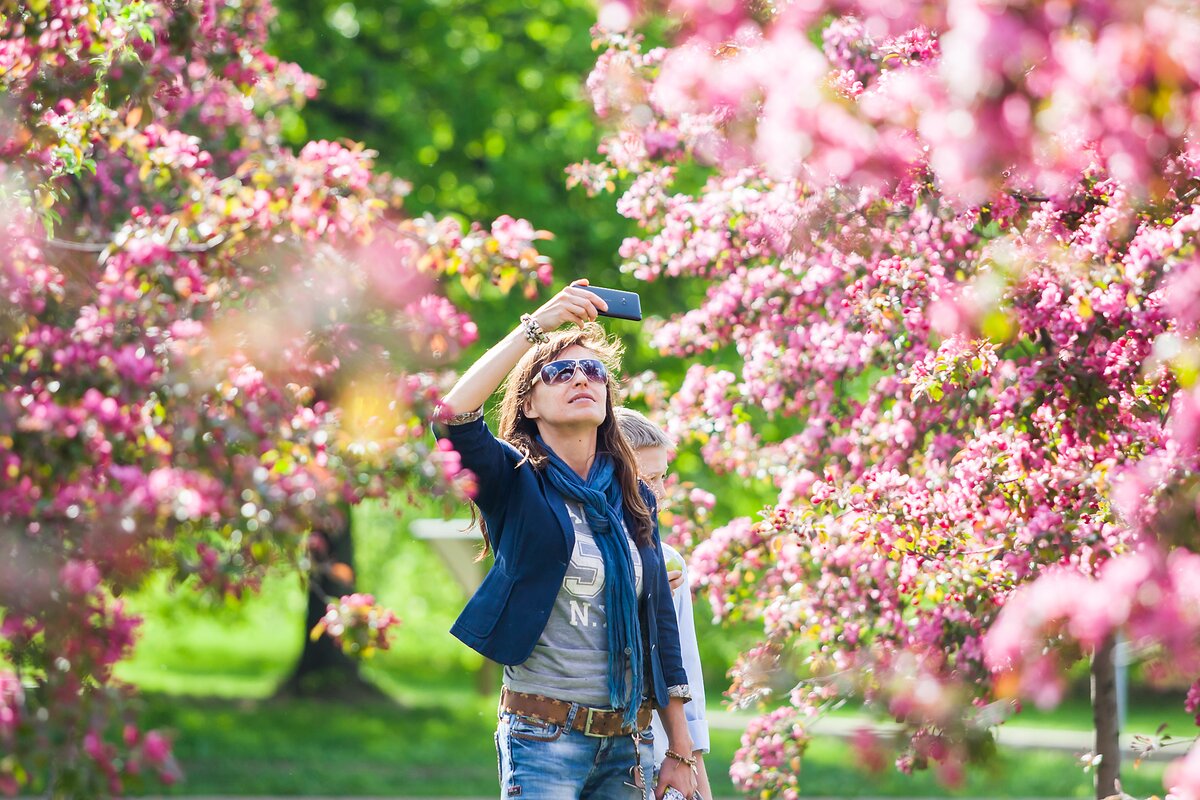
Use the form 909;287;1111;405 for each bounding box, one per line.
519;313;549;344
663;749;698;770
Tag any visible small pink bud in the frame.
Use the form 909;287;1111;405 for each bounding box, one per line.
142;731;171;764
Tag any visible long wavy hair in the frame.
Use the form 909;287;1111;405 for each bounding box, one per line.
474;323;653;558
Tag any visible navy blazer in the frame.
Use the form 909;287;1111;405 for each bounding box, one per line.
436;416;688;709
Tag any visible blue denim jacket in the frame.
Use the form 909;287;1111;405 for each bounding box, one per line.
437;416;688;709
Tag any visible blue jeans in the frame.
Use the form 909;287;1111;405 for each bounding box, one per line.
495;708;653;800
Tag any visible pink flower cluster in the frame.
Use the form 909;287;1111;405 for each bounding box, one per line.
620;1;1200;202
400;295;480;364
729;705;809;800
985;548;1200;705
1167;745;1200;800
462;216;554;295
490;215;548;260
83;722;180;795
0;671;21;747
312;593;400;657
0;214;64;314
657;479;716;553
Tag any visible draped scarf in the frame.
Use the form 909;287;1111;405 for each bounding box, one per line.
537;438;644;726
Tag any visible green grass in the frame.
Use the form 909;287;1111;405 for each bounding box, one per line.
999;692;1195;737
115;501;487;698
140;690;502;795
135;691;1171;798
820;689;1197;740
725;732;1168;799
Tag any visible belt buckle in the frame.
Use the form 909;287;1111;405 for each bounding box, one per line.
583;707;606;737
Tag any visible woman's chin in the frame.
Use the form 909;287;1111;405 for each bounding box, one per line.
541;409;606;429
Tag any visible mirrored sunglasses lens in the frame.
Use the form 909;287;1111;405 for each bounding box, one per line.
579;359;608;382
540;360;576;385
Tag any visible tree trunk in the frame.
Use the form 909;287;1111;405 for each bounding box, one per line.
1091;634;1121;800
275;504;388;701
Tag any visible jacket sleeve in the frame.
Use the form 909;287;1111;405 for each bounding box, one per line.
433;415;519;517
672;563;710;753
647;494;689;691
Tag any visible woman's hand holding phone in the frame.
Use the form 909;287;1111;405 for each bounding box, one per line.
530;279;608;330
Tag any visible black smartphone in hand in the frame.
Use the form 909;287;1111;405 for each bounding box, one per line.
584;285;642;321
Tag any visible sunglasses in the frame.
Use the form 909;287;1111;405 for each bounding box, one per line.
534;358;609;386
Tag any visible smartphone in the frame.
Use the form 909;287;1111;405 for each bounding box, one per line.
660;787;702;800
584;285;642;321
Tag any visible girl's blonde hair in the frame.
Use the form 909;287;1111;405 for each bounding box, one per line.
613;407;675;452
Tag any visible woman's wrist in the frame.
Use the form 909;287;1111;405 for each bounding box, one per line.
665;736;696;760
662;696;694;756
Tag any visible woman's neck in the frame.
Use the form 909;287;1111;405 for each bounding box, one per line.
539;426;598;479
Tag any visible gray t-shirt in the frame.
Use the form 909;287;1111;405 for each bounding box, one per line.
504;500;643;707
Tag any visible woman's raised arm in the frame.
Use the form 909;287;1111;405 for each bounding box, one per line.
440;279;607;415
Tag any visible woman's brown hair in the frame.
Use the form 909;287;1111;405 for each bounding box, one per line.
475;323;654;557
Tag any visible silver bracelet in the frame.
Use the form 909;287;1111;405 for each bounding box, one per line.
436;405;484;426
520;313;549;344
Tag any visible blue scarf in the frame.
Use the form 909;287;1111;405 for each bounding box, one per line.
538;438;644;727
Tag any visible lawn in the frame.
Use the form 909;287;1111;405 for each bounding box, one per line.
112;504;1186;797
135;688;1173;798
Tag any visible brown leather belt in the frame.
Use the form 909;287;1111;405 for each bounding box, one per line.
499;687;652;737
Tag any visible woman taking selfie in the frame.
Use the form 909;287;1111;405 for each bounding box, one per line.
435;280;698;800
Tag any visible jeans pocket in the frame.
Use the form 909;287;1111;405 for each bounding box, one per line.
635;727;655;800
506;713;563;742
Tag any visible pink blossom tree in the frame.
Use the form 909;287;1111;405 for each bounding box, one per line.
576;2;1200;798
0;1;550;795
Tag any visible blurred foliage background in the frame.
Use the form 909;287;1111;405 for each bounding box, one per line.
270;0;625;274
268;0;779;520
103;3;1187;795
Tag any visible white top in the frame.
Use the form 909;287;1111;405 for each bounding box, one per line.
651;543;710;764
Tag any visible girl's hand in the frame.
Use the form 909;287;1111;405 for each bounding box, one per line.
667;570;685;592
530;279;608;330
